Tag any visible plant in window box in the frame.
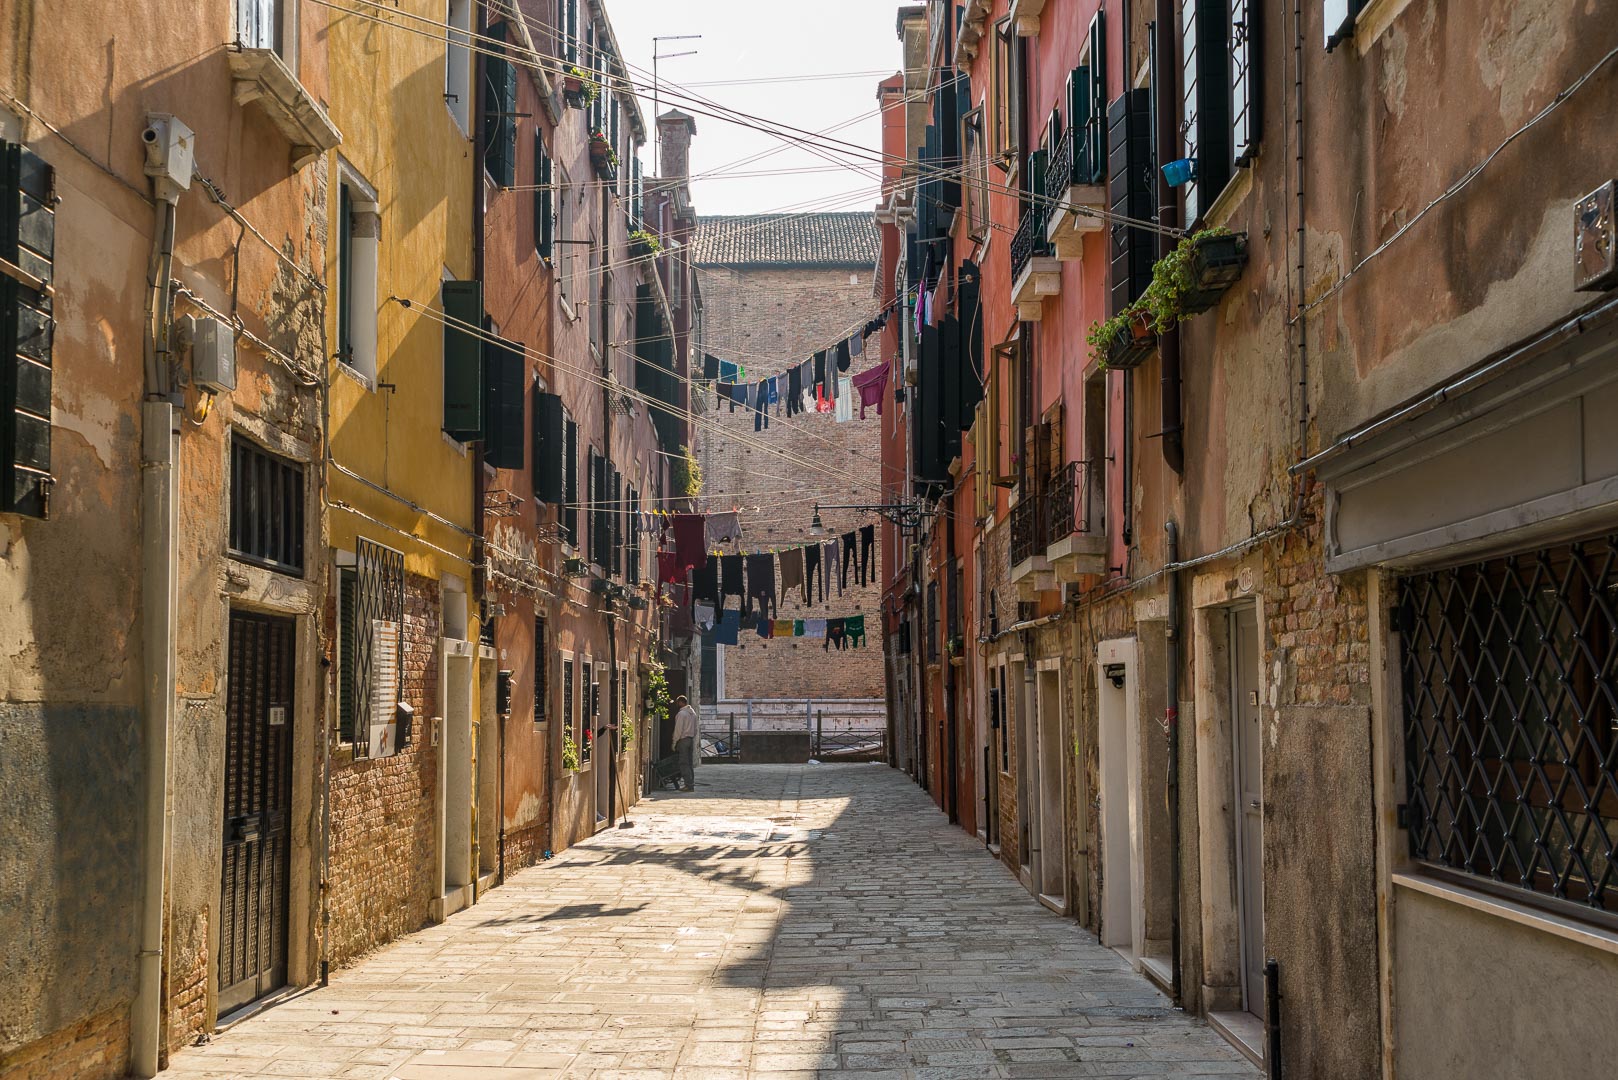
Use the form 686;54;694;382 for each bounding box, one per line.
562;66;598;109
619;716;634;746
562;728;580;770
588;129;618;179
1087;308;1157;370
947;634;966;657
1148;227;1248;318
628;228;662;260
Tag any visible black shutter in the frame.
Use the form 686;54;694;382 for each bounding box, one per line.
913;322;947;494
483;334;525;469
1231;0;1262;166
1084;11;1106;184
533;616;548;722
535;134;553;258
565;0;578;64
610;466;622;576
533;390;564;502
1182;0;1231;224
442;280;484;439
940;314;962;466
1107;90;1154;315
484;24;516;187
2;141;54;517
585;447;597;564
563;416;578;544
957;265;984;425
338;567;358;741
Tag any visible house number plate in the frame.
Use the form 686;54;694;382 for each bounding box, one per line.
268;706;287;726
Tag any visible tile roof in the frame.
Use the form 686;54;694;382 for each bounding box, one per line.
693;212;878;268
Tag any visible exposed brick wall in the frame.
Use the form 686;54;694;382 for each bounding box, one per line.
165;912;209;1058
325;572;441;965
0;1007;128;1080
694;264;887;703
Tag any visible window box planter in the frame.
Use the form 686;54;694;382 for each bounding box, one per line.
1105;311;1158;370
561;70;596;110
588;136;616;182
1177;231;1249;315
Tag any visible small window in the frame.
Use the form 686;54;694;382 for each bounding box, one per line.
561;656;576;767
534;131;553;259
2;140;55;518
556;168;573;309
229;436;305;575
336;165;379;383
533;617;548;723
237;0;285;56
483;23;517;187
445;0;472;134
562;412;578;546
580;659;595;765
340;538;405;756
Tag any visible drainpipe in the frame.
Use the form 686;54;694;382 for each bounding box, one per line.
943;500;958;823
1165;520;1183;1005
133;130;183;1078
1154;4;1184;475
471;0;492;886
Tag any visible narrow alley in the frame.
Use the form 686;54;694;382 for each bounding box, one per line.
170;766;1256;1079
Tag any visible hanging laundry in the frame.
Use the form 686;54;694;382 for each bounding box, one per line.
704;353;720;381
840;531;856;590
713;609;741;646
825;618;847;650
720;553;745;603
774;619;796;638
767;376;780;412
786;365;803;417
658;549;682;585
816;383;832;413
705;511;741;547
779;546;805;597
793;619;805;637
803;618;827;639
846;613;866;648
693;602;717;632
753;378;770;431
852;364;889;419
813;349;827;392
673;514;707;575
824;539;841;598
835;377;853;422
835;338;851;372
850;332;863;358
746;553;777;620
804;544;821;603
757;619;773;639
692;556;720;606
859;524;875;586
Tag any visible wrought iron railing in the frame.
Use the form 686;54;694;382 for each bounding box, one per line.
1010;491;1047;566
1010;204;1047;284
1049;125;1075;195
1400;535;1618;918
1046;460;1098;544
814;727;887;761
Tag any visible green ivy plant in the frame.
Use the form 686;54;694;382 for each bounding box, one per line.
619;716;635;747
1085;226;1235;365
569;66;600;106
672;444;703;498
562;728;580;771
629;228;662;254
646;660;671;734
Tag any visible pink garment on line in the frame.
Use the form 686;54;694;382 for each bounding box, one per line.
852;364;890;419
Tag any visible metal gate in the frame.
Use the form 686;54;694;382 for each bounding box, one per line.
218;609;295;1014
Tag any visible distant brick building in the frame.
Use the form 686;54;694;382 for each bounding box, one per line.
692;213;887;729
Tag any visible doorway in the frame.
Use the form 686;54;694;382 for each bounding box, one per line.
1012;660;1033;881
218;609;295;1014
1035;666;1067;908
1096;638;1141;957
1229;607;1265;1017
441;652;474;914
593;663;609;824
475;659;499;890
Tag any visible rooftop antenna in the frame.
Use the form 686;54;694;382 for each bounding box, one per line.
653;34;701;176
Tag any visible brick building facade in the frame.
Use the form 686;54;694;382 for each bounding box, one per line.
692;215;887;724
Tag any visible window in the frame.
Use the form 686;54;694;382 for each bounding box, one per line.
556;0;577;64
556;168;573;311
484;23;517;187
626;484;641;584
336;166;379;383
534;131;553;259
445;0;472;134
961;106;990;241
610;465;622;577
1179;0;1260;223
533;617;548;723
581;660;596;764
1400;537;1618;922
926;580;940;662
237;0;290;60
994;667;1010;772
229;436;305;574
990;18;1013;167
562;656;576;767
482;329;524;469
562;413;578;546
1083;369;1108;539
2;140;54;518
1107;89;1155;314
339;538;405;756
1324;0;1368;50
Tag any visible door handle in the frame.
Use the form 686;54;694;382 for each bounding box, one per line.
228;815;262;844
1247;798;1261;811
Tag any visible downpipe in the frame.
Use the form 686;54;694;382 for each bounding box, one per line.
1165;521;1182;1006
133;194;180;1078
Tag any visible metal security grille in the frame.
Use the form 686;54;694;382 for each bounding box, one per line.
229;436;305;575
1400;536;1618;919
351;538;404;755
218;609;293;1013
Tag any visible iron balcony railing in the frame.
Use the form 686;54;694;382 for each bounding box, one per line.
1010;490;1047;567
1049;125;1076;195
1047;460;1098;544
1010;203;1049;284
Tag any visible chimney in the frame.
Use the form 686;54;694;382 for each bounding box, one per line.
658;109;696;181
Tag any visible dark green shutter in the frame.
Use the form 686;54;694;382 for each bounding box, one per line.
1182;0;1231;225
1085;12;1107;185
610;466;622;576
533;617;547;722
339;567;358;741
534;134;553;258
1231;0;1261;165
940;314;962;467
533;390;564;502
585;448;597;564
2;141;54;518
337;182;353;363
565;0;577;64
484;24;516;188
442;279;484;440
957;265;984;426
1108;89;1155;314
563;416;578;544
483;334;524;469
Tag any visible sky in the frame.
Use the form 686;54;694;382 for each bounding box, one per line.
599;1;908;216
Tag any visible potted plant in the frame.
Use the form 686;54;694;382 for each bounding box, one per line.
628;228;662;260
1145;227;1249;319
562;66;598;109
588;129;617;180
562;728;580;771
1087;307;1157;370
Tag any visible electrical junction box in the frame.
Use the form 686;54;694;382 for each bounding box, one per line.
192;316;237;393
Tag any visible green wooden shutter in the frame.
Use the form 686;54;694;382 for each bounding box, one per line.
610;465;622;576
484;24;516;187
1182;0;1231;225
533;616;547;722
483;334;525;469
1231;0;1261;165
339;567;358;741
585;447;597;564
533;390;564;502
2;141;54;518
563;416;578;544
1108;89;1155;313
535;134;553;258
1085;12;1106;185
442;279;484;440
565;0;578;64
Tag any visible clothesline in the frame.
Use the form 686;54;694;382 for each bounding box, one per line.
660;513;879;623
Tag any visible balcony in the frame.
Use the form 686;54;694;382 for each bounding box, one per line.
1008;0;1048;35
228;47;342;169
1010;205;1061;321
1045;461;1106;579
1044;127;1106;259
1008;491;1055;599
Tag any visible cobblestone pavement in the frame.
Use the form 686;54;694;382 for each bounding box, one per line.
171;764;1259;1079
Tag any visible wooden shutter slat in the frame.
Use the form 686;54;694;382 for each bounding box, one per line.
442;280;485;439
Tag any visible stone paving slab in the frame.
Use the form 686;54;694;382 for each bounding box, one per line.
169;765;1257;1079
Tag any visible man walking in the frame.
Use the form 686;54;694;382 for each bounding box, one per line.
671;695;699;792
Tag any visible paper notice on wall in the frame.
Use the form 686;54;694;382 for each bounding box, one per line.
369;619;400;757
